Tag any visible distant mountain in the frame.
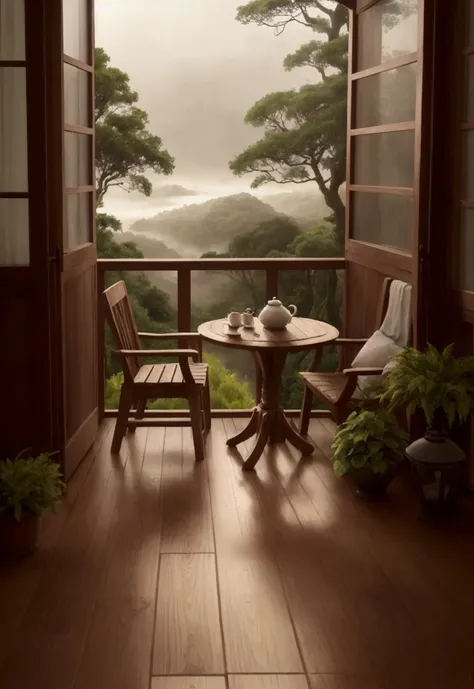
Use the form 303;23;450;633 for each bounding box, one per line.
115;232;181;259
262;190;330;228
130;193;288;254
151;184;198;199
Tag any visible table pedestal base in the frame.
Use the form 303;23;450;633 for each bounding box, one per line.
227;405;314;470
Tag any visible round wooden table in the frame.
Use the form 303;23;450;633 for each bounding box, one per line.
198;317;339;470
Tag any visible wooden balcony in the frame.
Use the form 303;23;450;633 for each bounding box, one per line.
1;418;474;689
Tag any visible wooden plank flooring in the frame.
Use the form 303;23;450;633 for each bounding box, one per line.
1;418;474;689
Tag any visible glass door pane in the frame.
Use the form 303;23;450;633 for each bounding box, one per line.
0;199;29;265
0;0;25;60
0;67;28;192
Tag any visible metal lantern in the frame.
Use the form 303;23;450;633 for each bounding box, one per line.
405;430;466;517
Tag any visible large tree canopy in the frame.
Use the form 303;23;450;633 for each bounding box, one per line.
95;48;174;206
231;1;348;246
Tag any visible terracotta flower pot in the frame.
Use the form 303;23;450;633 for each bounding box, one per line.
0;513;41;557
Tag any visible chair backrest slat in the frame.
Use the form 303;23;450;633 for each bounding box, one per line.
103;281;141;380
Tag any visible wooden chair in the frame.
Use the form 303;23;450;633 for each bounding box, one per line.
103;280;211;460
299;278;411;431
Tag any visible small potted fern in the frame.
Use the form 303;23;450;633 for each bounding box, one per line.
382;344;474;513
0;452;65;556
331;408;409;498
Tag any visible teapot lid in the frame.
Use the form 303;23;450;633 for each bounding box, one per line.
267;297;282;306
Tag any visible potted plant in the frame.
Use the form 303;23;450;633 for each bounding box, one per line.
382;344;474;513
331;408;409;498
0;452;65;556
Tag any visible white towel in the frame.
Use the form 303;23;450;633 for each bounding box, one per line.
380;280;412;347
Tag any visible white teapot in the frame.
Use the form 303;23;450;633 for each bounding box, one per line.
258;297;297;330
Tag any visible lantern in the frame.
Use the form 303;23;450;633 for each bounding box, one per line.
405;430;465;517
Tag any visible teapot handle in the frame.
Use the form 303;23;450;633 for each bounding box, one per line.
288;304;297;317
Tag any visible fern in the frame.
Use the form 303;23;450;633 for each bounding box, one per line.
381;344;474;429
0;452;65;521
331;408;408;478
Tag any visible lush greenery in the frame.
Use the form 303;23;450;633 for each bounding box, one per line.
0;453;65;521
105;353;254;410
382;344;474;430
96;49;342;411
231;0;348;246
131;192;289;254
95;48;174;206
331;408;409;478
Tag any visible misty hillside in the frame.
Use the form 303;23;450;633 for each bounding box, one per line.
263;190;332;228
115;232;181;259
130;193;289;253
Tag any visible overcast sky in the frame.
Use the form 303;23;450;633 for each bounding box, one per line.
95;0;316;188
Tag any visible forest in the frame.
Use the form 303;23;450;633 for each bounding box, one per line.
97;0;350;411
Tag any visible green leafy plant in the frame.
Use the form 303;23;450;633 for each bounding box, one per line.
382;344;474;429
331;408;409;478
0;452;65;521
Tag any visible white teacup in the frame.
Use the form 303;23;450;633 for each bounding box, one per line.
241;312;254;327
227;311;241;328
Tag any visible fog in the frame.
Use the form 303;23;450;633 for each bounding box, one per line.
95;0;316;190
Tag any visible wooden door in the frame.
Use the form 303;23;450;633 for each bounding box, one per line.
49;0;98;478
344;0;428;346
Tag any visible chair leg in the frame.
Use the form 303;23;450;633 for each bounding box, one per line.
129;398;146;433
111;384;133;453
189;390;205;462
203;382;211;431
299;386;313;435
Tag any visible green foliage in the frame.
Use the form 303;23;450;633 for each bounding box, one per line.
105;353;254;411
331;408;408;478
95;48;174;206
132;193;284;253
382;344;474;429
0;453;65;521
232;1;348;245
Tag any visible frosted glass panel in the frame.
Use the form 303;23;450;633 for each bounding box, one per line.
63;64;90;126
63;0;88;63
0;68;28;192
352;192;413;252
64;132;92;187
353;131;415;188
66;192;91;250
0;199;29;265
357;0;418;71
460;209;474;291
355;64;417;128
0;0;25;60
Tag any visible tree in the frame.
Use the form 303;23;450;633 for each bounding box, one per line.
95;48;175;206
202;215;301;310
231;1;348;246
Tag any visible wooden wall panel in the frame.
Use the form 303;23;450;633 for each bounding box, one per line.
0;284;52;458
63;263;98;441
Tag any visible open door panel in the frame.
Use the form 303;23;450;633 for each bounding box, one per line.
48;0;98;479
344;0;428;347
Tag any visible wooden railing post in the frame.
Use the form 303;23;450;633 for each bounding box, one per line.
177;268;191;347
97;264;105;420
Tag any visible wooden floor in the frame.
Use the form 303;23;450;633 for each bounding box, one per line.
1;418;474;689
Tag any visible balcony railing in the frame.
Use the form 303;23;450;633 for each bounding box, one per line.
97;257;346;418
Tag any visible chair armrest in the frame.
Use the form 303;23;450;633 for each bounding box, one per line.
137;332;200;340
342;366;384;376
336;338;369;346
114;349;199;358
